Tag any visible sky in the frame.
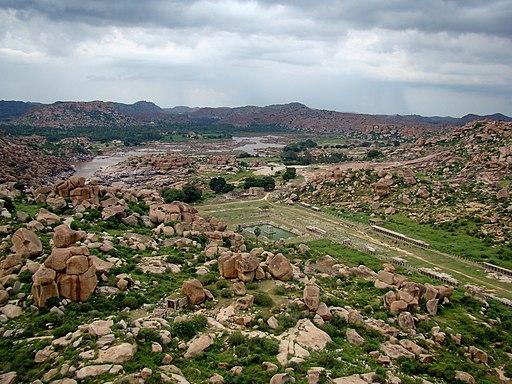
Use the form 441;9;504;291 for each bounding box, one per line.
0;0;511;117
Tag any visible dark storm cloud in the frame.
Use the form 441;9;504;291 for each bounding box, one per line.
0;0;511;116
2;0;511;36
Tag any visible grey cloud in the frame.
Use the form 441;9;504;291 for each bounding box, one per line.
2;0;511;37
0;0;510;116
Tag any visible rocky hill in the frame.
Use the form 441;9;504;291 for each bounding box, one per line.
7;101;136;128
0;100;40;121
0;134;75;186
2;100;511;137
289;120;512;257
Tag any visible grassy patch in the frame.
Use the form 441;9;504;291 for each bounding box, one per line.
382;214;512;268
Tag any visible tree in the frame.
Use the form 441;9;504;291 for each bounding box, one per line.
243;176;275;191
209;177;234;193
253;226;261;242
161;188;185;203
182;184;203;203
366;149;383;160
282;167;297;181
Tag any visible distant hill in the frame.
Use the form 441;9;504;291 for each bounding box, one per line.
0;100;40;121
112;100;163;117
459;113;512;124
1;99;510;136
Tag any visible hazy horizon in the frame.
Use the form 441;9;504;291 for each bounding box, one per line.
1;1;511;116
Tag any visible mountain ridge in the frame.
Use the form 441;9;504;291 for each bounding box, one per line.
1;100;510;136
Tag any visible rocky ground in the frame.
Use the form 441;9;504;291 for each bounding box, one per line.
0;176;511;384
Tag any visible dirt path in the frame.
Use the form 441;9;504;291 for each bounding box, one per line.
300;150;450;181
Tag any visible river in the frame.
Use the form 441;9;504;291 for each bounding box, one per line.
73;136;285;179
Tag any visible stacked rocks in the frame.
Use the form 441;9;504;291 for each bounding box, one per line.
32;224;98;307
218;252;264;282
35;175;100;209
149;202;198;224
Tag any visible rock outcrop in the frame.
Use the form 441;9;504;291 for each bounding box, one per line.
31;224;97;306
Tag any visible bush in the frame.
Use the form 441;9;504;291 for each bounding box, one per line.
52;322;76;338
253;291;273;307
2;197;14;212
137;328;161;342
228;331;246;346
273;286;287;296
282;167;297;181
182;184;203;203
366;149;383;160
161;188;185;203
170;315;207;340
18;270;33;284
216;279;230;289
121;292;145;309
243;176;275;191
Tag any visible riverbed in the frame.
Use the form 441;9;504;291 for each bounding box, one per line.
73;136;286;179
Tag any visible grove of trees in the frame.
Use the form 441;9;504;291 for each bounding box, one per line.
243;176;275;191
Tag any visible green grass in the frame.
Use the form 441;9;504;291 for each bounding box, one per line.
14;202;44;217
306;238;382;271
382;214;512;268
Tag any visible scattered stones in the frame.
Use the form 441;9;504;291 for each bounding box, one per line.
303;284;320;311
277;319;331;365
94;343;137;364
344;328;364;346
455;371;475;384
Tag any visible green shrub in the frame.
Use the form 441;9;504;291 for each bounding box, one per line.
253;291;273;307
220;288;233;298
182;184;202;203
209;177;235;193
216;279;230;289
161;188;185;203
228;332;246;346
170;315;207;340
138;328;161;342
45;296;60;308
273;286;287;296
52;323;75;338
121;292;145;309
18;270;33;284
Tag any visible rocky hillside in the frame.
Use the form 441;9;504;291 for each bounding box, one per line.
0;177;511;384
289;120;512;259
7;101;136;128
0;101;40;121
0;134;75;186
2;100;511;137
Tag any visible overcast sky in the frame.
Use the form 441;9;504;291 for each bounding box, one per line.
0;0;511;116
